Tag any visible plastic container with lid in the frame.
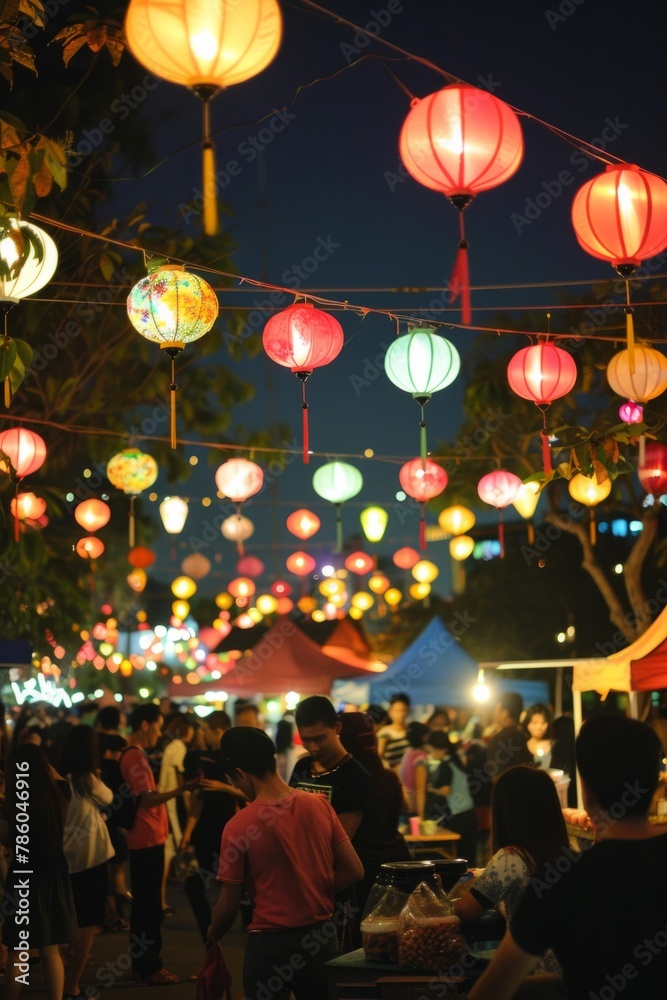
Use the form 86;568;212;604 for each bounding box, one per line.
361;862;439;965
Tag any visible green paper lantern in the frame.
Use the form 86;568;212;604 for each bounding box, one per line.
312;461;363;552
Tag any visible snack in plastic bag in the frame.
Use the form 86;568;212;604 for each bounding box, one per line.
398;881;467;972
360;887;406;964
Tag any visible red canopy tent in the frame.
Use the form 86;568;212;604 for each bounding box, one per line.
168;616;385;698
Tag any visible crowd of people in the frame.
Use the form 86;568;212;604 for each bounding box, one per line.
0;692;664;999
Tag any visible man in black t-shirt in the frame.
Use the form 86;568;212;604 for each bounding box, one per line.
182;710;245;940
469;714;667;1000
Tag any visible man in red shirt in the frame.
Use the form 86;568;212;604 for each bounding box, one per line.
120;703;199;985
208;727;364;1000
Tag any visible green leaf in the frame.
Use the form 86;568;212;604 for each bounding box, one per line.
0;336;17;380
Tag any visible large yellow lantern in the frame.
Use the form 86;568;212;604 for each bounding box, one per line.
411;560;439;584
351;591;374;611
106;448;158;546
255;594;278;615
215;592;233;610
438;504;475;536
409;582;431;600
360;506;388;543
512;481;541;544
171;575;197;599
568;473;612;544
172;599;190;619
125;0;283;235
384;587;402;610
368;574;390;595
319;578;345;598
449;535;475;561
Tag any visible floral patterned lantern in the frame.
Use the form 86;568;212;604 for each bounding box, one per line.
477;470;522;557
400;84;523;323
106;447;158;547
399;457;448;550
128;263;218;448
263;303;344;462
507;343;577;471
312;461;363;552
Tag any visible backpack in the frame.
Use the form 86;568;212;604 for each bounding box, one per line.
102;746;143;832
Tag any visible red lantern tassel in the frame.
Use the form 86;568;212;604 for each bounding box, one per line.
302;382;310;464
13;481;18;543
498;510;505;558
419;505;426;551
541;430;553;474
449;214;471;325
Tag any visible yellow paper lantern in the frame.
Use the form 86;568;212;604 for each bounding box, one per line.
449;535;475;561
568;473;612;545
384;587;402;609
328;591;348;608
127;568;147;592
172;599;190;619
120;658;133;678
311;609;326;622
256;594;278;615
319;578;345;598
606;345;667;403
410;582;431;600
351;591;374;611
411;560;439;584
512;482;541;519
349;606;363;620
368;573;390;595
215;591;233;610
359;506;388;543
160;495;189;533
438;504;475;536
297;595;317;614
171;575;197;599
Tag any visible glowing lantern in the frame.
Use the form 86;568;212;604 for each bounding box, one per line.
319;578;345;598
271;580;292;597
619;401;643;425
312;461;363;552
286;508;321;540
74;499;111;532
171;575;197;599
127;264;218;447
160;496;189;533
181;553;211;579
228;577;256;599
399;458;448;550
172;599;190;619
360;506;388;544
106;448;158;546
385;587;402;610
0;220;58;302
120;659;133;678
393;547;420;569
237;555;264;578
450;535;474;561
607;346;667;463
512;481;542;545
412;560;439;584
345;551;374;575
11;492;46;522
638;443;667;497
215;458;263;503
477;470;522;557
276;596;294;615
128;546;156;569
76;536;105;559
438;505;475;536
298;595;317;614
328;591;347;609
125;0;282;235
351;591;374;611
368;573;390;595
263;303;344;462
568;473;612;544
0;427;46;478
409;582;431;600
256;594;278;615
507;343;577;471
286;551;316;576
215;592;233;610
385;330;460;461
572;165;667;368
399;84;523;323
348;606;362;620
128;568;147;592
221;513;254;545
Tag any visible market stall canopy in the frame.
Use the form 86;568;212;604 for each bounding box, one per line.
573;604;667;697
168;616;386;697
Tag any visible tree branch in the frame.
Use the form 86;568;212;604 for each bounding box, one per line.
624;505;660;632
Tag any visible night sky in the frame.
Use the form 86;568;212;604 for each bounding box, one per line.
95;0;667;600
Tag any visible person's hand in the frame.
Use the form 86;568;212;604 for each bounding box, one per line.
200;778;236;794
180;831;191;850
182;777;202;793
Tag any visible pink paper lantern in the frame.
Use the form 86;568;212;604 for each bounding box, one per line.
237;555;265;578
270;579;293;597
619;401;643;424
214;458;264;502
0;427;47;478
399;458;448;502
393;547;420;569
344;551;375;575
477;470;522;558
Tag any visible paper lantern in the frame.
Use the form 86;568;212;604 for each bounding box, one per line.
0;427;46;478
286;551;316;577
385;330;460;461
568;473;612;544
312;461;363;552
128;264;219;447
256;594;278;615
228;577;256;599
412;560;439;584
0;220;58;302
171;575;197;599
275;596;294;615
128;546;156;568
125;0;282;235
263;303;344;462
399;458;448;550
572;165;667;367
160;496;189;533
11;492;46;522
215;592;233;610
512;482;541;545
74;499;110;532
368;573;390;595
179;553;210;580
393;546;420;569
450;535;474;561
619;401;643;425
507;343;577;472
384;587;402;609
221;513;254;543
172;599;190;620
438;505;475;536
107;448;157;496
399;84;523;323
409;582;431;600
286;508;321;540
270;580;292;597
477;470;522;557
359;506;388;544
607;345;667;463
236;555;264;578
298;595;317;614
638;443;667;497
345;551;374;575
127;568;147;592
319;578;345;598
76;536;105;559
215;458;264;502
351;592;374;611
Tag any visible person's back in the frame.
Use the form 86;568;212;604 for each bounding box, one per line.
486;692;531;778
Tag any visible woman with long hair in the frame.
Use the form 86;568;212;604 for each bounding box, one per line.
58;725;114;1000
2;743;77;1000
523;704;554;769
454;765;568;975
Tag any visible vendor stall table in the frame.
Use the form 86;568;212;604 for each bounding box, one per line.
326;947;483;999
404;830;461;860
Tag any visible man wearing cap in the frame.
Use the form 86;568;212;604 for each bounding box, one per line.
208;726;364;999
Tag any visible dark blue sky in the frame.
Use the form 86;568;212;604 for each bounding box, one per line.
112;0;667;599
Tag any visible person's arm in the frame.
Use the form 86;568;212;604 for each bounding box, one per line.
468;931;541;1000
337;810;363;839
90;773;114;806
332;838;364;894
199;778;247;800
415;762;428;820
140;776;200;809
181;790;204;848
207;881;244;944
377;734;388;759
454;889;486;923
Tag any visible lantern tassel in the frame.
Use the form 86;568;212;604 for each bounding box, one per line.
540;430;553;475
129;496;136;549
589;510;596;546
202;98;218;237
236;504;244;556
13;480;18;543
419;404;427;466
335;503;343;553
449;213;471;325
169;356;177;450
527;522;535;546
3;377;10;408
498;510;505;558
625;280;635;375
419;504;427;551
639;433;646;467
301;381;310;464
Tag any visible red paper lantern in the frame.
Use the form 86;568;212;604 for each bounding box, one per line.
399;83;523;324
344;551;375;575
477;470;522;558
270;579;293;597
76;536;105;559
399;458;448;550
11;492;46;521
74;499;111;532
128;546;156;568
0;427;46;478
263;303;344;463
275;596;294;615
638;442;667;496
507;343;577;471
393;547;420;569
285;551;316;576
237;555;265;577
227;577;256;599
286;508;321;540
